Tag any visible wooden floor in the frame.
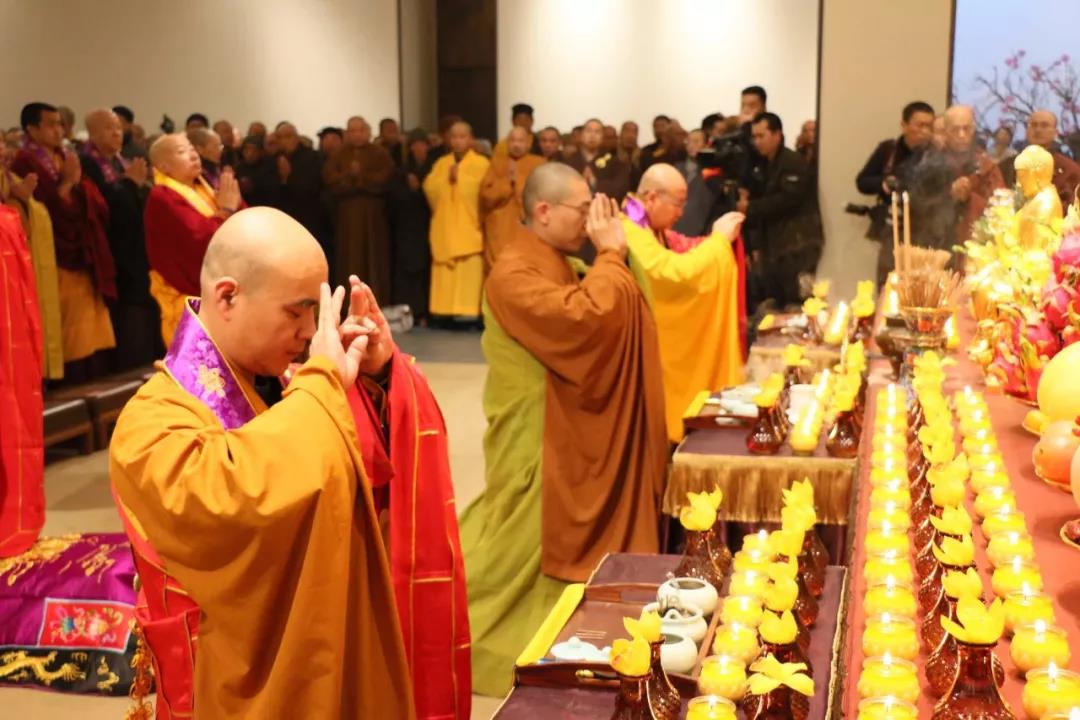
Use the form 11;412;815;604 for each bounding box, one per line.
3;332;506;719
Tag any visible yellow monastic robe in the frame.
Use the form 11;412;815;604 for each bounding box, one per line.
623;219;744;442
0;173;63;379
110;357;415;719
424;150;489;317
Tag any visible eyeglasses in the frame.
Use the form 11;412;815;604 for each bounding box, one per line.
557;201;592;216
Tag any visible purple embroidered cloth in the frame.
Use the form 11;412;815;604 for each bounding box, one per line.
164;298;256;430
0;533;136;650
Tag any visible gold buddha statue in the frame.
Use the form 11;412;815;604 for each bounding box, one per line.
1015;144;1063;248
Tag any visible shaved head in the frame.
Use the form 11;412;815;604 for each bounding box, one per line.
638;162;687;195
201;207;325;294
523;162;585;219
85;108;123;155
944;105;976;152
200;207;329;379
507;125;530;159
150;133;202;183
638;162;688;231
1027;109;1058;148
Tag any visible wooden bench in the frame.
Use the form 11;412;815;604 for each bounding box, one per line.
43;398;94;454
48;366;154;450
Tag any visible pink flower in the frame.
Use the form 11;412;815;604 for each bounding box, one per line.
1063;54;1071;63
1053;230;1080;281
1006;57;1019;70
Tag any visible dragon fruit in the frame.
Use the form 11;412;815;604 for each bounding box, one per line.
987;342;1027;397
1020;312;1061;359
1053;229;1080;282
1018;340;1047;403
1042;282;1077;330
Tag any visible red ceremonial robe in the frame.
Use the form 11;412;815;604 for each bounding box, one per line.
348;351;471;720
0;205;44;557
143;184;226;297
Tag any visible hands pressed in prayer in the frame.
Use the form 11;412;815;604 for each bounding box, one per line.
215;169;242;215
125;158;148;187
277;155;291;183
310;282;369;388
345;275;396;378
60;151;82;186
507;159;517;185
449;163;459;185
585;193;627;258
11;173;37;202
951;176;972;202
713;211;746;242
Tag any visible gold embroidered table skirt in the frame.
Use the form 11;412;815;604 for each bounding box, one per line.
663;428;856;525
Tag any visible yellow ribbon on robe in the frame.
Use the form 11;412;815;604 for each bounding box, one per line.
149;169;218;345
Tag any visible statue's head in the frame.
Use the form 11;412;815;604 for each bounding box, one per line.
1014;144;1054;197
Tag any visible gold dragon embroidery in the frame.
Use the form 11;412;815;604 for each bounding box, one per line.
0;535;81;587
96;656;120;692
0;650;86;685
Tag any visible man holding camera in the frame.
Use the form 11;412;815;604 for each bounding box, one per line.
855;101;935;286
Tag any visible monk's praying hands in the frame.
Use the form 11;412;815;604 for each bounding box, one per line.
585;193;626;258
310;282;368;387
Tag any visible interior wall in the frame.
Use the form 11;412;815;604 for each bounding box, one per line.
495;0;820;144
0;0;400;139
816;0;953;299
399;0;439;133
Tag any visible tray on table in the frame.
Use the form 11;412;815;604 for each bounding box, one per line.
500;553;847;719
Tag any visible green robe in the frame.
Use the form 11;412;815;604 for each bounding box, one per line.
457;297;569;697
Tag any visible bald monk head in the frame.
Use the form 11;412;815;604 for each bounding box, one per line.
506;126;531;160
637;163;688;231
345;116;371;147
199;207;329;379
1027;110;1058;149
448;121;473;156
85;108;124;156
944;105;976;153
150;133;202;185
522;162;593;253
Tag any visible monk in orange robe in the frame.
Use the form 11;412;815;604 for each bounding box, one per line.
0;204;44;558
110;208;414;719
479;126;544;273
143;133;243;345
460;164;667;695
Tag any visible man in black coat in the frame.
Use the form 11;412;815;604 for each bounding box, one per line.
737;112;822;311
80;108;160;367
855;101;936;286
269;122;332;263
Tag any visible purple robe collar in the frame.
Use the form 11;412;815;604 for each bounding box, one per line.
164;298;257;429
623;194;648;228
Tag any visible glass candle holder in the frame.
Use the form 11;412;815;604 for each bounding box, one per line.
857;656;920;703
1011;622;1072;674
862;614;919;660
1022;666;1080;720
1003;588;1056;635
857;696;918;720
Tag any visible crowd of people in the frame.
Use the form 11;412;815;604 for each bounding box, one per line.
1;87;829;387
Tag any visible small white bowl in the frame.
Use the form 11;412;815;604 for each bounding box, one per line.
644;601;708;646
659;577;719;617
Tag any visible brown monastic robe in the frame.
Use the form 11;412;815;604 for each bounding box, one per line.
485;225;668;580
323;143;394;302
478;153;545;273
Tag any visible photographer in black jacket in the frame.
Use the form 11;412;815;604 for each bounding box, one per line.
737;112;822;311
855;101;935;285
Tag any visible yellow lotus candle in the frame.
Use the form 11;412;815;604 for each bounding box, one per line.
864;579;917;617
963;430;999;454
733;549;771;574
968;441;1001;457
789;414;819;455
970;470;1012;494
1022;665;1080;720
824;301;850;345
1011;621;1072;673
857;654;920;703
870;485;912;511
857;696;918;720
720;595;764;627
969;452;1006;472
868;506;911;532
872;447;908;467
686;695;738;720
865;552;914;585
941;596;1006;645
870;468;909;490
986;532;1036;567
698;655;748;701
1004;586;1057;634
862;614;919;660
992;558;1044;597
974;487;1018;519
741;529;772;554
729;570;768;599
712;622;761;664
866;529;911;556
983;506;1028;537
